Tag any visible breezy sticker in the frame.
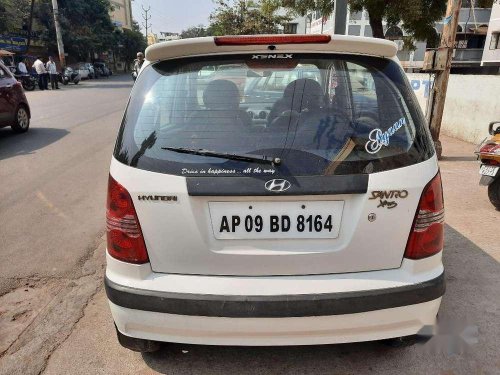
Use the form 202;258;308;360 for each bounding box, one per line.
365;117;407;154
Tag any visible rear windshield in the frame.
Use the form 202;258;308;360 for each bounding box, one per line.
115;53;433;177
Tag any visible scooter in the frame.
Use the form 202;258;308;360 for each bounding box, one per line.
61;67;81;85
476;121;500;210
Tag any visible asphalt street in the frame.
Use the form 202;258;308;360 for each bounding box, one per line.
0;75;499;375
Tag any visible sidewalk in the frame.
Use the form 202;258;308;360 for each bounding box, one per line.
439;135;500;262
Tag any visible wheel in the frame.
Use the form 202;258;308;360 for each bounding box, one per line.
487;178;500;210
63;80;69;85
23;80;36;91
74;80;79;85
115;325;161;352
11;105;30;133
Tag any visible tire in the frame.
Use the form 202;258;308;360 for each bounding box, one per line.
487;177;500;210
115;325;161;353
74;80;79;85
23;80;36;91
11;105;30;133
63;80;69;85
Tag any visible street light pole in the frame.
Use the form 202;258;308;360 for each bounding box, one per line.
51;0;66;68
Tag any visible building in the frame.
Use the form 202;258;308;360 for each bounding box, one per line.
110;0;133;30
482;3;500;68
289;1;496;74
147;33;158;46
157;32;181;43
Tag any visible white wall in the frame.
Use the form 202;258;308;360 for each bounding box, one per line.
482;3;500;66
407;73;500;144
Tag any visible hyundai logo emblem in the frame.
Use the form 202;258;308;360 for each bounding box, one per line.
265;179;291;192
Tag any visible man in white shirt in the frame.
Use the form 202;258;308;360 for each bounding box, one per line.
46;56;59;90
17;59;28;74
33;57;48;90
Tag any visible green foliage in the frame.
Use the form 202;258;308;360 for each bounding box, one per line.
282;0;334;17
283;0;447;45
113;21;147;67
180;25;213;39
0;0;32;34
209;0;292;35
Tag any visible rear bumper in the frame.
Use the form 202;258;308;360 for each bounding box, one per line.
109;298;442;346
105;252;445;345
105;273;444;318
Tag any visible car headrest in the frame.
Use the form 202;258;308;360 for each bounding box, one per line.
283;78;324;110
203;79;240;110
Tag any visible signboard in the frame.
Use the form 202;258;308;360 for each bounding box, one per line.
0;35;28;53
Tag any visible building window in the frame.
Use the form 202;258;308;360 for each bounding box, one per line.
283;23;298;34
490;33;499;50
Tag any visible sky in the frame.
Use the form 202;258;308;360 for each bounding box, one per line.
131;0;217;34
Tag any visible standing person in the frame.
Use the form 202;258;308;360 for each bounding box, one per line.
134;52;144;73
46;56;60;90
33;57;48;90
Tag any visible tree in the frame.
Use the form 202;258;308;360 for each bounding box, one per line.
283;0;447;45
35;0;116;61
210;0;292;35
0;0;32;35
113;21;147;71
180;25;212;39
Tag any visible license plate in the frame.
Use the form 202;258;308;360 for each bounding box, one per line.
479;164;499;177
209;201;344;240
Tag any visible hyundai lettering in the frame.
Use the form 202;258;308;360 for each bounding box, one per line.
105;34;445;352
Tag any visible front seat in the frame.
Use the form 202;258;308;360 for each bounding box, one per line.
267;78;325;125
189;79;248;130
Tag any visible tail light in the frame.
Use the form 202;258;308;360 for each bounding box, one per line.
106;175;149;263
479;143;500;156
214;35;331;46
404;172;444;260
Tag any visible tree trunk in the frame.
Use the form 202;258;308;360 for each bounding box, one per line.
368;13;385;39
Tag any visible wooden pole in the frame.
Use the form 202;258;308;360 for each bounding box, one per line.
428;0;462;159
51;0;66;68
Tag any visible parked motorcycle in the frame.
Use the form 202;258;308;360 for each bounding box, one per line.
61;67;81;85
14;73;37;91
476;121;500;210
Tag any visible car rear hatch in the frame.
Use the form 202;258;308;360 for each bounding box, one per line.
112;38;436;276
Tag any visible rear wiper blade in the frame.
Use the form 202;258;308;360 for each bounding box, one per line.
161;147;281;166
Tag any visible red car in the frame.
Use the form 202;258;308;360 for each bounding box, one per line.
0;62;30;133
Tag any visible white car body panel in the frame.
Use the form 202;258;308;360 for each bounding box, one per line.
110;299;440;346
107;252;442;346
146;35;398;62
110;155;438;276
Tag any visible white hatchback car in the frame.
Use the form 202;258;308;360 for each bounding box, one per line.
105;35;445;352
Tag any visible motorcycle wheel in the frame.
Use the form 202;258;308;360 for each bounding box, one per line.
74;80;80;85
63;79;69;85
23;81;36;91
488;178;500;210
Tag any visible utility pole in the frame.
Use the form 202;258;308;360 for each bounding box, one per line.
334;0;348;35
26;0;35;50
51;0;66;68
427;0;462;159
142;5;152;45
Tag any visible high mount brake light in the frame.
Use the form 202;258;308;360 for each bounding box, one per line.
404;172;444;260
214;35;331;46
106;175;149;264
